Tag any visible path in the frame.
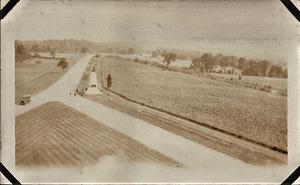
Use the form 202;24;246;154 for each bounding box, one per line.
16;54;94;115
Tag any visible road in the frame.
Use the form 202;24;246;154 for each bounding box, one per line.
16;54;94;115
15;54;293;183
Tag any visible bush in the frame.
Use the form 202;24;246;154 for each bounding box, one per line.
33;53;41;58
57;60;68;71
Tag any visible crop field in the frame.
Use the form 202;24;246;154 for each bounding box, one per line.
96;56;287;152
15;55;80;104
210;73;287;90
16;101;181;167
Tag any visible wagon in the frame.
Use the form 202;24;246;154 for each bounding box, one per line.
19;95;31;105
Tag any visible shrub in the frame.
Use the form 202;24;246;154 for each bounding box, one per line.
57;60;68;72
33;53;41;58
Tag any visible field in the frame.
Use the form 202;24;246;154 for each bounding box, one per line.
210;73;287;90
15;55;80;104
95;56;287;152
16;101;181;167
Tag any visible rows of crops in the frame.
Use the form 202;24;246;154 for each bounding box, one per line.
97;56;287;152
16;101;180;167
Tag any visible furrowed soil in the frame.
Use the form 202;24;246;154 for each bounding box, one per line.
16;102;181;167
93;56;287;152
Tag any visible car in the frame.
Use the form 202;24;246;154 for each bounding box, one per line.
19;95;31;105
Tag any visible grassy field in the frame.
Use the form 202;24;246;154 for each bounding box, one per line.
16;101;181;167
95;56;287;152
15;55;81;104
210;73;287;90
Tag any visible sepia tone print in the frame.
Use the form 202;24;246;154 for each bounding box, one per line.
9;0;298;183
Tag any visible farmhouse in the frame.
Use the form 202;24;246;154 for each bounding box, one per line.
233;68;242;75
212;65;224;73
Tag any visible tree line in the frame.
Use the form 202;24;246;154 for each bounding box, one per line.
155;50;287;78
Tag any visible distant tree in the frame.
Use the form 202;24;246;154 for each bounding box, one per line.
269;65;284;78
50;49;56;58
283;68;288;78
162;52;176;69
57;59;68;72
81;47;88;53
258;60;271;76
237;57;247;70
191;58;205;72
46;45;51;52
199;53;214;72
31;44;39;53
128;48;134;55
16;43;26;55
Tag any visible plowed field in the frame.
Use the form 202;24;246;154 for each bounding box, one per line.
16;102;181;167
96;56;287;152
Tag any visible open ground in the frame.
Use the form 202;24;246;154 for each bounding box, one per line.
91;56;287;152
15;54;290;183
15;54;82;104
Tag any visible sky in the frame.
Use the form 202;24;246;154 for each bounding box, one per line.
2;0;299;62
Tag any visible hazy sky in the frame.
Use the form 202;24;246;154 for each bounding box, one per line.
3;0;299;62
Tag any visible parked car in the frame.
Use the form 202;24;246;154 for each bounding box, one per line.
19;95;31;105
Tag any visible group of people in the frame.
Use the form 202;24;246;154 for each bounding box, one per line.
69;88;79;97
68;73;112;97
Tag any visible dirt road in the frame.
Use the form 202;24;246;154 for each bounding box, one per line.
16;54;94;115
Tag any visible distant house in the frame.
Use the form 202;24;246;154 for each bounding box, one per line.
233;68;242;75
224;66;234;74
212;65;224;73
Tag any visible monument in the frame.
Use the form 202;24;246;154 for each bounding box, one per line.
85;66;103;95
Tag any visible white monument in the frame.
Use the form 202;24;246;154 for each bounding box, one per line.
85;70;103;95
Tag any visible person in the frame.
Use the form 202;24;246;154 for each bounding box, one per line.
107;73;112;89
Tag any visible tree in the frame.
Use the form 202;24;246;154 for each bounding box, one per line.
162;52;176;69
81;47;88;53
31;44;39;53
16;43;26;55
283;68;288;78
237;57;247;70
128;48;134;55
269;65;284;78
50;49;56;58
57;59;68;72
258;60;270;76
191;57;205;72
199;53;213;72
